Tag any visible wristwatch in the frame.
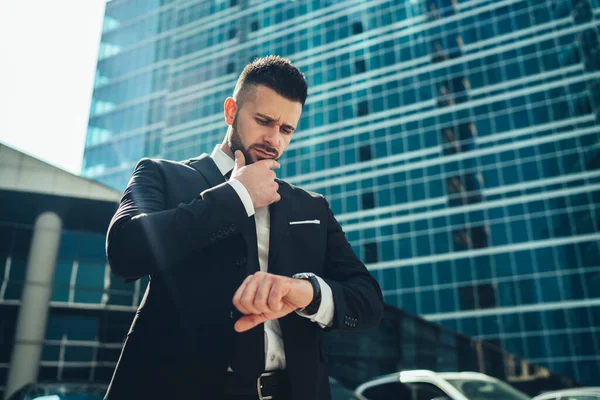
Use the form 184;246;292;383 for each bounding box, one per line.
292;272;322;315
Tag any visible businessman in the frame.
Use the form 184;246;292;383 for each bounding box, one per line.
105;56;384;399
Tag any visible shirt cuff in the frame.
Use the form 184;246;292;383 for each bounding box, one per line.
295;275;335;328
228;180;255;217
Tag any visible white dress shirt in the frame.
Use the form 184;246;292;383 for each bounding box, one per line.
210;146;335;371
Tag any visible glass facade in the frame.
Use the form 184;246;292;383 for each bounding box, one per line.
83;0;600;385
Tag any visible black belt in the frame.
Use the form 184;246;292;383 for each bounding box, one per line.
225;370;290;399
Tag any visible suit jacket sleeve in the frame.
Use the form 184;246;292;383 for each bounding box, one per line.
106;158;252;282
320;197;384;331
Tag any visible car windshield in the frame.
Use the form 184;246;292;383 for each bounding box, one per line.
329;378;361;400
445;378;531;400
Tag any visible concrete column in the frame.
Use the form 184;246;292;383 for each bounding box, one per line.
5;212;62;400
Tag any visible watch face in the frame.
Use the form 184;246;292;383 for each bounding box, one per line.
294;272;315;279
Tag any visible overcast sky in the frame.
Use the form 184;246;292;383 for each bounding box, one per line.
0;0;106;175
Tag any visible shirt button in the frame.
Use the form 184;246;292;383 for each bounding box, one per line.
270;355;276;361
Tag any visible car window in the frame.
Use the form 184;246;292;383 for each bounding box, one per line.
361;381;412;399
562;396;600;400
445;379;531;400
410;382;449;400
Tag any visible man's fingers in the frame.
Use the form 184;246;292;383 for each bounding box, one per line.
239;276;261;314
234;314;266;333
232;274;254;314
255;159;280;170
267;283;284;312
234;150;246;170
254;277;273;313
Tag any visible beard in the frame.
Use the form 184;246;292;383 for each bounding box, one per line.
227;115;280;165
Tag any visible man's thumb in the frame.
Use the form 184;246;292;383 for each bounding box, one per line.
234;150;246;169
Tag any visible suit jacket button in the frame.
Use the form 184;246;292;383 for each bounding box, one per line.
230;224;237;232
229;310;235;319
223;226;230;235
210;233;217;241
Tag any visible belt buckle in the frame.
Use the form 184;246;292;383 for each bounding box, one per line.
257;371;275;400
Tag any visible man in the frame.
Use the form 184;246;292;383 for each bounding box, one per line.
105;56;384;399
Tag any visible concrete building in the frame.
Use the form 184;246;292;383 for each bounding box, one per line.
82;0;600;384
0;143;146;399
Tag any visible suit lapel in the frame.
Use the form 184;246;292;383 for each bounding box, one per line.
185;154;226;188
186;154;260;274
268;180;290;275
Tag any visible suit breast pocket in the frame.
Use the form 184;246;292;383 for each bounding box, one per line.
284;221;327;275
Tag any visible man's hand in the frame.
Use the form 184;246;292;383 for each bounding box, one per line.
232;271;314;332
230;150;280;209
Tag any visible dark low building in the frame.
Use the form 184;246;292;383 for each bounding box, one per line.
325;305;579;396
0;143;145;399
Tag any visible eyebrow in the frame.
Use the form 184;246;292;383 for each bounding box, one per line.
256;113;296;132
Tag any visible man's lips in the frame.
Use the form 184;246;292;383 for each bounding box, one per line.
254;148;277;158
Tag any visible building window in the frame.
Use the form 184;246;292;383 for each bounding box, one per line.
437;85;453;107
441;127;459;155
452;228;471;251
459;285;476;310
362;192;375;209
447;173;483;206
357;100;369;117
228;28;237;39
229;0;238;6
449;76;469;103
355;59;366;74
470;225;489;248
227;62;235;74
251;20;260;32
478;283;496;308
459;283;496;310
458;123;476;151
359;144;372;161
352;21;364;35
364;242;378;263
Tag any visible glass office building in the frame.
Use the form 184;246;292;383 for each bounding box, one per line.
83;0;600;384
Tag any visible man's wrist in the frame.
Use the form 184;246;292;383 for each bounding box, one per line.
292;273;321;315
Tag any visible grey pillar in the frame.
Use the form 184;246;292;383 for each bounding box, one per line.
5;212;62;400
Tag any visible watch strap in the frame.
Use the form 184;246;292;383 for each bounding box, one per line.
293;273;321;315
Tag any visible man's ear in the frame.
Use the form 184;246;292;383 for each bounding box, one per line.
224;97;237;126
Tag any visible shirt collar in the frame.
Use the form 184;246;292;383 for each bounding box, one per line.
210;145;234;176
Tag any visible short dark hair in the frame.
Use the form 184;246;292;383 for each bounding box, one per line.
233;55;308;107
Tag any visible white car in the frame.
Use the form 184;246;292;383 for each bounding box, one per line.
355;369;532;400
533;388;600;400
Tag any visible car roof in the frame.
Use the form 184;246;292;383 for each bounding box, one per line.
534;387;600;399
356;370;496;391
398;369;496;382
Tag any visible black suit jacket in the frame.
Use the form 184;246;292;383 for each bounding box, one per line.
104;154;384;399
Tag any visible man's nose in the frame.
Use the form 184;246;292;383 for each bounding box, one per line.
263;126;281;148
